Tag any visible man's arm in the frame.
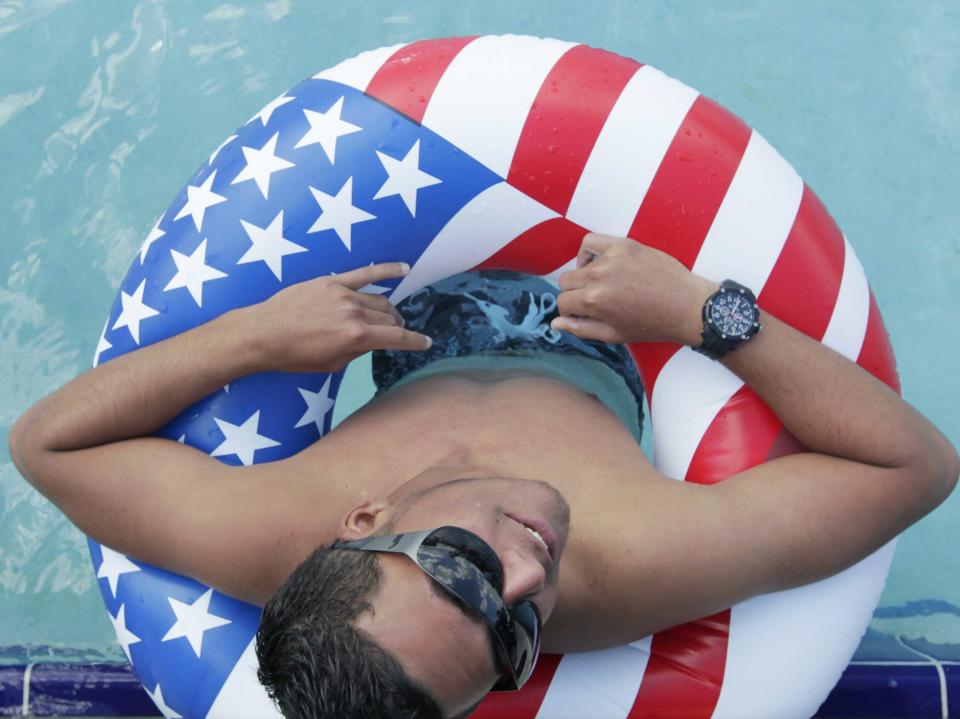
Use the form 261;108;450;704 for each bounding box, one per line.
548;235;958;648
8;264;430;604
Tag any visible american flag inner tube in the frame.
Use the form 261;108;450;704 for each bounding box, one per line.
90;35;901;719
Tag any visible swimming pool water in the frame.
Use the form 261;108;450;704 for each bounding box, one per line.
0;0;958;668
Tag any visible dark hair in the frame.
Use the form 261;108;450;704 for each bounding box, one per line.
256;545;443;719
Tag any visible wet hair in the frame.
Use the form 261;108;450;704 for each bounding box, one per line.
256;545;443;719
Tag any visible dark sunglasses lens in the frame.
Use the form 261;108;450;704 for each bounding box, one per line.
418;528;542;691
426;526;504;591
490;601;541;691
511;601;541;671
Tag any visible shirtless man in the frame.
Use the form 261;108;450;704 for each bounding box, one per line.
9;234;958;719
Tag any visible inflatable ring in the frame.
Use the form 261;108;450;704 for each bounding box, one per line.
90;35;900;718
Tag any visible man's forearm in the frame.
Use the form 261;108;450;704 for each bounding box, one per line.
681;295;958;481
11;308;262;454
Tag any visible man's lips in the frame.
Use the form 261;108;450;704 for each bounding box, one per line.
506;513;557;562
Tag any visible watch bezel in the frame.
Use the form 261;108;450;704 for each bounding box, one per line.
695;280;762;360
704;285;761;341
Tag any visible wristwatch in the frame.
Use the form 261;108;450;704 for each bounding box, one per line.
694;280;762;360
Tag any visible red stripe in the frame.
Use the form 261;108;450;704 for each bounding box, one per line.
627;611;730;719
507;45;640;215
622;98;750;718
471;653;562;719
685;386;785;486
857;292;901;393
758;185;845;340
628;96;752;270
474;217;587;275
629;341;681;408
364;37;476;122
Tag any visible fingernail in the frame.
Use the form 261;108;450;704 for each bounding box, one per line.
424;336;432;348
399;262;411;275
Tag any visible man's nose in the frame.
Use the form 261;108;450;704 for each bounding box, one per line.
500;549;547;604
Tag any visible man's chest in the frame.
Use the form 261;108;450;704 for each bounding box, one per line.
311;371;650;500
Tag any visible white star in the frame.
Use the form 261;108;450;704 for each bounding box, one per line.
208;134;237;165
211;410;281;466
139;217;166;264
237;211;308;281
295;378;335;435
93;318;111;367
294;96;361;163
109;604;141;662
97;547;141;598
163;239;228;307
173;171;228;232
374;140;441;216
249;93;295;127
308;177;376;251
161;588;231;658
112;280;160;345
231;133;295;199
149;684;183;719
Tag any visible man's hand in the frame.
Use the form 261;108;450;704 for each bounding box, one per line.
245;262;432;374
551;233;716;346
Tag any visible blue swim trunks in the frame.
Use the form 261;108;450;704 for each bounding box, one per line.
371;270;645;441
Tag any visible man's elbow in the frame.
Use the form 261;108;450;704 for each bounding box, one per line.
8;412;45;488
936;441;960;504
909;434;959;512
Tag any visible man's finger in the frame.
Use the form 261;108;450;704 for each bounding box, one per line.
364;324;433;351
354;292;403;323
361;309;403;327
556;287;593;316
576;233;618;268
336;262;410;291
557;267;588;291
550;316;622;343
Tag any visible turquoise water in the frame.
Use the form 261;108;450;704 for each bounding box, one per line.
0;0;958;665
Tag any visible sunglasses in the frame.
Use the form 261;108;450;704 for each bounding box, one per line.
332;526;541;691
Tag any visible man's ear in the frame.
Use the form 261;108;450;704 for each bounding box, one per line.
339;498;392;540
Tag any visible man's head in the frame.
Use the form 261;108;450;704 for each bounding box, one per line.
256;475;570;718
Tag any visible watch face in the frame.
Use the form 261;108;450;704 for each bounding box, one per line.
709;290;756;337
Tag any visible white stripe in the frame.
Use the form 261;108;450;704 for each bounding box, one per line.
893;636;949;719
311;43;406;90
650;348;743;480
691;131;803;290
850;661;960;666
820;236;870;361
391;182;559;303
422;35;576;177
21;663;34;716
205;638;282;719
565;65;697;236
535;638;652;719
712;541;896;719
